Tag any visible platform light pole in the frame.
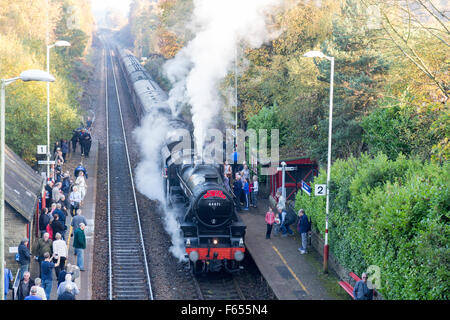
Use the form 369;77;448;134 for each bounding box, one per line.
0;70;55;300
46;40;71;179
303;50;334;274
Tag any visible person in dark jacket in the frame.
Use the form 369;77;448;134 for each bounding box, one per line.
233;174;243;212
39;208;50;237
18;239;31;280
78;129;86;156
50;215;65;241
297;209;311;254
44;181;54;209
82;130;92;158
61;173;71;196
71;129;79;153
353;273;374;300
61;140;69;161
17;271;35;300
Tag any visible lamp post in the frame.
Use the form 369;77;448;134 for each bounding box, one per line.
46;40;70;179
303;50;334;274
0;69;55;300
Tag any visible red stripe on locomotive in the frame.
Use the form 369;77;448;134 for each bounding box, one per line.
186;248;245;260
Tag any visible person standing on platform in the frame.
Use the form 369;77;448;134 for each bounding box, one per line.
73;223;87;271
275;190;286;210
223;174;231;193
79;128;87;156
32;232;53;276
243;178;250;210
39;208;50;237
57;264;73;287
279;206;294;237
71;209;88;230
233;174;243;212
57;274;79;298
251;175;259;208
297;209;311;254
52;182;62;204
18;238;31;280
52;233;67;279
33;278;47;300
82;129;92;158
71;129;79;153
17;271;34;300
69;187;82;217
53;203;67;238
61;140;69;162
75;171;87;201
61;173;71;196
41;252;60;300
57;283;76;300
45;181;53;209
265;207;275;239
232;149;239;177
86;116;93;130
224;160;232;180
46;216;54;241
3;263;13;300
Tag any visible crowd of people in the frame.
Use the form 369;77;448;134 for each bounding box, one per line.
224;153;312;257
3;120;93;300
224;161;259;212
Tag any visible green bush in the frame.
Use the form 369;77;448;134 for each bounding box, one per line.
295;153;449;299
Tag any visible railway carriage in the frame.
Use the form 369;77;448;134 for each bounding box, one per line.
116;47;246;273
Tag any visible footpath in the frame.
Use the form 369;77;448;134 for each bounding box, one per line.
239;198;349;300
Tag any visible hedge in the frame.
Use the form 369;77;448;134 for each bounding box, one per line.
295;153;449;299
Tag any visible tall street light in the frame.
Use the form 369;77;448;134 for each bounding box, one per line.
46;40;70;179
1;69;56;300
304;50;334;274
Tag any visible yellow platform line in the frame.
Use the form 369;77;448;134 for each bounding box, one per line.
272;246;310;295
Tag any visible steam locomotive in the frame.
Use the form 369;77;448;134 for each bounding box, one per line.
116;48;246;273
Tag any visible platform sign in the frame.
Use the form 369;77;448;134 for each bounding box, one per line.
38;160;55;165
277;166;296;172
37;145;47;155
301;180;311;196
315;184;327;196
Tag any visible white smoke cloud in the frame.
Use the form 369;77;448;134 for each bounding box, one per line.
133;113;187;262
164;0;284;154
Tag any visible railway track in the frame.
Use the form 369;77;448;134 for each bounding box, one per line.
103;37;153;300
193;272;246;300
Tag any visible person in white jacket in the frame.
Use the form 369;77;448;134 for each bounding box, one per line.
52;233;68;279
75;171;87;201
33;278;47;300
69;186;82;217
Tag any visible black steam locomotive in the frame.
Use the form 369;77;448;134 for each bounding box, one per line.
116;47;246;273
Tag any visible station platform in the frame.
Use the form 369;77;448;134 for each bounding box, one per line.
30;139;98;300
239;198;347;300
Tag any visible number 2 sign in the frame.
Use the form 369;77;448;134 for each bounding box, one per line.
315;184;327;196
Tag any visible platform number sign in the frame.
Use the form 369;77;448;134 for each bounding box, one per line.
37;145;47;155
314;184;327;196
